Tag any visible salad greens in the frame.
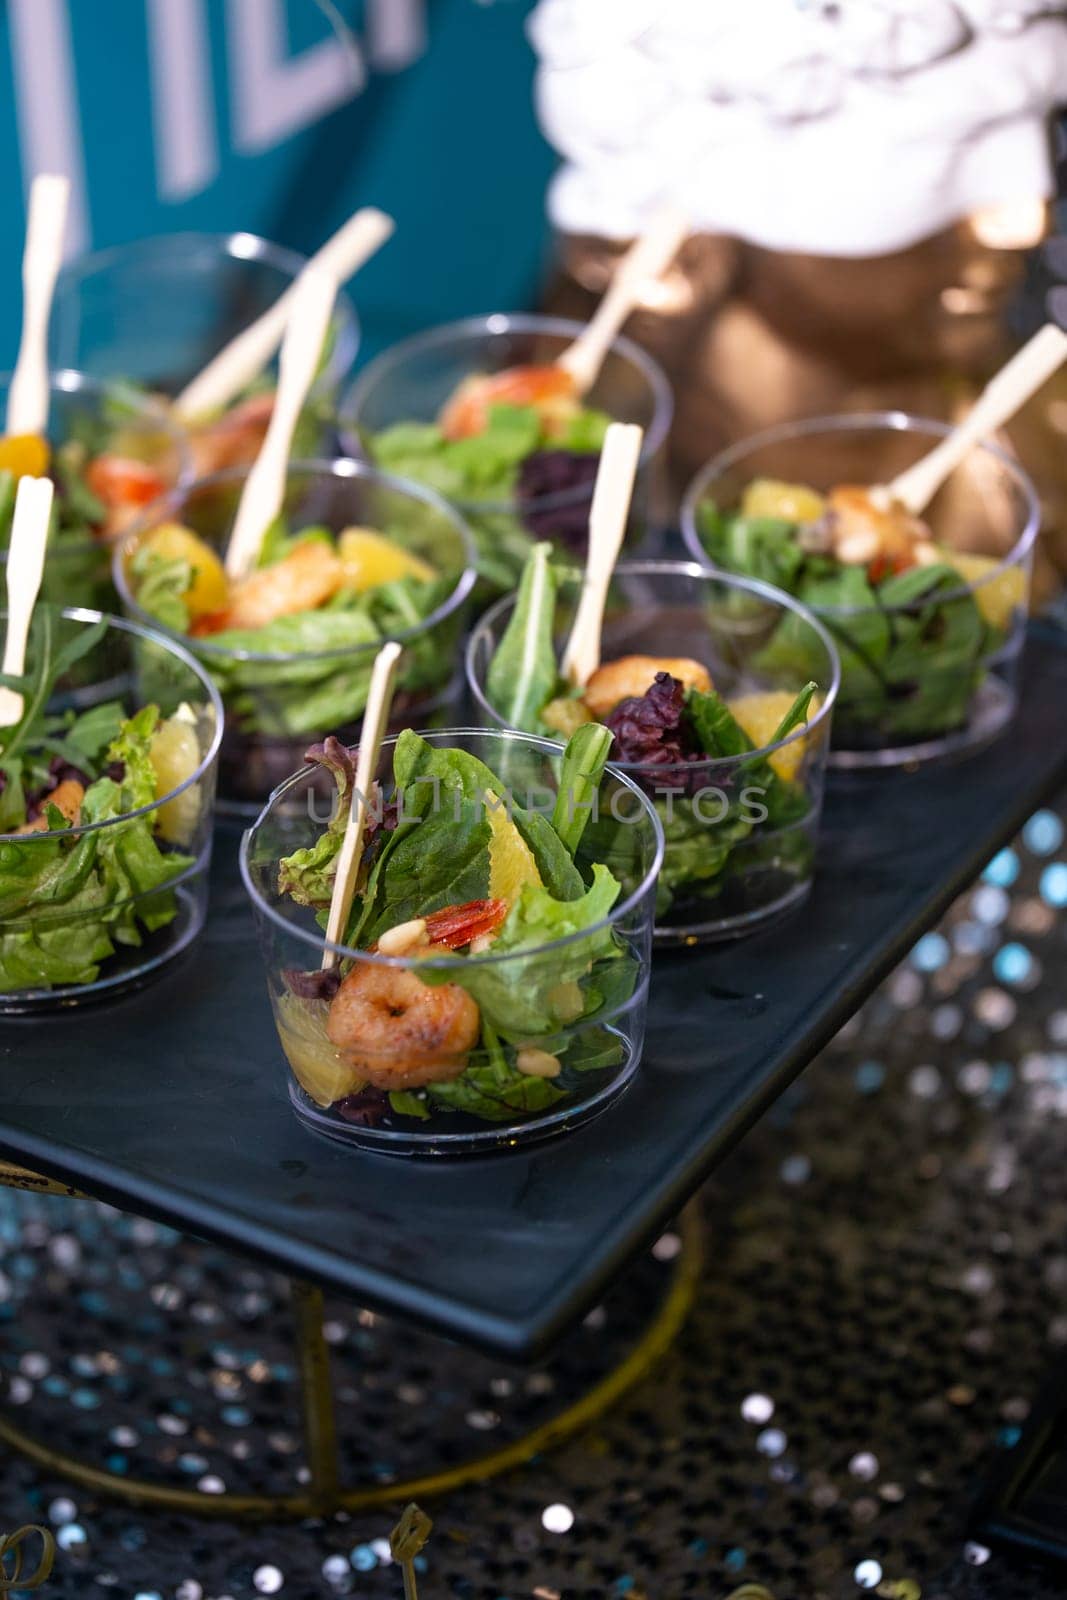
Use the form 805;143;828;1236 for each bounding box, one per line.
369;400;612;591
478;545;821;928
0;606;195;993
697;500;1001;748
128;518;462;740
273;726;640;1129
0;390;174;612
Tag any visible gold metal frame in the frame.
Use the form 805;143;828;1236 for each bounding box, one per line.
0;1161;703;1520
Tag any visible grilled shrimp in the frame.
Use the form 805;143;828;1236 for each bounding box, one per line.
16;779;85;833
188;392;276;477
207;540;343;632
584;654;712;719
826;486;928;571
440;365;578;440
326;965;480;1089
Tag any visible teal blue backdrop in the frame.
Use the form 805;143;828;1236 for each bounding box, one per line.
0;0;555;366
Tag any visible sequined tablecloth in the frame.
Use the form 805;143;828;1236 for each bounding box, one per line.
2;797;1066;1600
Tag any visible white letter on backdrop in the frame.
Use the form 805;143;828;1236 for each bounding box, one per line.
227;0;365;155
368;0;427;71
146;0;218;201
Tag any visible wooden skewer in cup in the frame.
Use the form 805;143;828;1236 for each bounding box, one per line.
173;207;395;421
224;264;338;580
876;321;1067;516
0;476;56;725
321;639;403;971
7;174;70;439
559;421;644;688
555;206;688;397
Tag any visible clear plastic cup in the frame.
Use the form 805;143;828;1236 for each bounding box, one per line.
114;459;478;815
53;233;360;474
0;370;188;612
53;231;359;401
680;413;1040;768
240;727;663;1155
0;607;223;1013
467;561;839;944
341;313;674;590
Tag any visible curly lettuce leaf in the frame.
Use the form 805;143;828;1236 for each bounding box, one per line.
439;863;621;1042
0;704;192;989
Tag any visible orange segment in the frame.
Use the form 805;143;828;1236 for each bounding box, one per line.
728;689;819;782
337;526;435;591
740;478;825;524
938;548;1026;631
486;796;542;905
0;433;50;479
142;523;230;620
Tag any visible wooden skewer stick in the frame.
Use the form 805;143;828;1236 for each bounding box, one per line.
321;640;403;970
560;422;643;688
224;265;338;580
173;207;394;420
556;206;688;396
0;476;56;725
7;175;70;438
879;322;1067;515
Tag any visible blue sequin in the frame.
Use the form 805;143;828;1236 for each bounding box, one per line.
911;932;949;972
855;1061;885;1094
1040;862;1067;907
724;1548;746;1573
998;1426;1022;1447
350;1547;376;1572
983;848;1019;887
994;943;1032;986
1024;810;1064;856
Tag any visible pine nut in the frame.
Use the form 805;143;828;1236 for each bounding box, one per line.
378;918;428;956
516;1047;562;1079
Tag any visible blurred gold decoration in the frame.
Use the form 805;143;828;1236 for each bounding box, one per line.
0;1525;56;1592
726;1587;775;1600
390;1503;433;1600
546;208;1067;604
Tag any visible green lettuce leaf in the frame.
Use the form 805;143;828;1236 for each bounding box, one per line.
439;864;621;1041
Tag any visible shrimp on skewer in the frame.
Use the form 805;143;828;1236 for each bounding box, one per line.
326;965;480;1090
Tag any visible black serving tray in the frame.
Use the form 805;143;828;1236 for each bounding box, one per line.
2;624;1067;1359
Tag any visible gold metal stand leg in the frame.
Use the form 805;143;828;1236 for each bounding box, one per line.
0;1164;704;1520
291;1281;340;1512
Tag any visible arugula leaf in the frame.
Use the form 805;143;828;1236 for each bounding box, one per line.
485;542;559;733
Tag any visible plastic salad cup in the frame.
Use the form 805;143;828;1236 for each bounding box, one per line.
341;313;673;592
680;413;1040;768
241;726;663;1155
52;232;360;472
115;459;478;814
467;560;839;944
0;607;223;1013
0;370;188;612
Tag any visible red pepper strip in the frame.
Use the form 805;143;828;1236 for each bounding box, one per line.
86;456;167;509
424;898;508;950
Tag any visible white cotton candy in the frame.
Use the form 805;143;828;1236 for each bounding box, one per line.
528;0;1067;255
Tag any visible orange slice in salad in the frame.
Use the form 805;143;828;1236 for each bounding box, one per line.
728;689;819;783
337;527;435;591
0;433;50;479
141;523;230;620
